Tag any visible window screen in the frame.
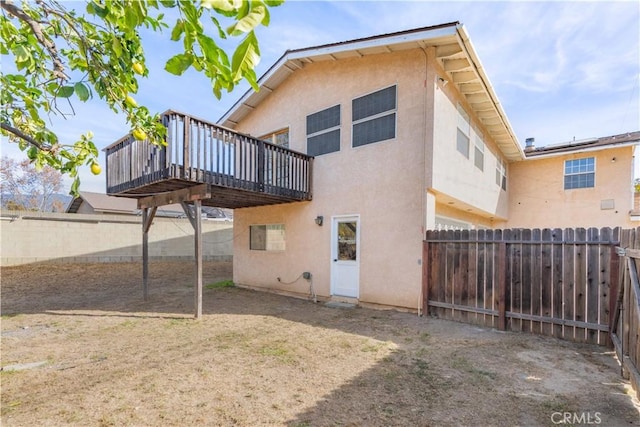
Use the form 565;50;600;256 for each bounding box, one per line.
307;105;341;156
352;85;397;147
250;224;285;251
564;158;595;189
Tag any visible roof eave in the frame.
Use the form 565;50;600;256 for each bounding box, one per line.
455;25;524;162
218;23;460;128
524;140;640;160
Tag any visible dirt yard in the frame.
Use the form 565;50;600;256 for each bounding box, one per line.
1;261;639;426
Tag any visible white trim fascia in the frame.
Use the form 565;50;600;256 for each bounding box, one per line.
455;24;525;161
218;26;458;127
524;141;640;161
286;26;457;62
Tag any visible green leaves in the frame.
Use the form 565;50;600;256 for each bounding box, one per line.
227;3;268;36
1;0;282;195
232;32;260;90
58;86;75;98
165;53;193;75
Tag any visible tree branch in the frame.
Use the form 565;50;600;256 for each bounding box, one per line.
1;122;53;152
0;0;69;81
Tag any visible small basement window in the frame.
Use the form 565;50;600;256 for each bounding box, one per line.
564;157;595;189
250;224;286;251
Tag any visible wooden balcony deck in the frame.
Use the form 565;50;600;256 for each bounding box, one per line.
105;111;313;209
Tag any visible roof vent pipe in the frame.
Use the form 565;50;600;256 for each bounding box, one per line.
524;137;535;152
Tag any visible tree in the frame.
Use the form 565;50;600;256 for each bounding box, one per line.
0;156;64;211
1;0;282;194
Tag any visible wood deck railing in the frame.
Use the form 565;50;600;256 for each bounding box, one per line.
105;111;313;207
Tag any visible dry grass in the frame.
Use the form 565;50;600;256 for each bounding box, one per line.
1;261;639;426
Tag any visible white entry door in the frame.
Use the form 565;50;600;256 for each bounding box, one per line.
330;215;360;298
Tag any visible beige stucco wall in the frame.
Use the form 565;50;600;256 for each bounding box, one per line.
430;75;509;221
232;50;430;310
0;210;233;266
506;146;636;228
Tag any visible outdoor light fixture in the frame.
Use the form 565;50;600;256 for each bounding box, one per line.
315;215;324;226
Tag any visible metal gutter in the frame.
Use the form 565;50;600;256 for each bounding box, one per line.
522;140;640;160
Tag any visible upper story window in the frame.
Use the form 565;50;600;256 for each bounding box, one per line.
250;224;285;251
457;105;470;158
564;157;595;189
474;134;484;171
261;129;289;148
496;156;507;191
352;85;397;147
307;105;341;156
259;129;289;187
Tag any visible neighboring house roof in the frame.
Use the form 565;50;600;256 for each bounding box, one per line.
66;191;233;219
524;131;640;159
66;191;137;214
218;22;524;161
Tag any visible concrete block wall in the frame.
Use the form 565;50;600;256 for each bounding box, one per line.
0;210;233;266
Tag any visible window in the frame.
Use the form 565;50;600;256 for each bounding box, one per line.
457;105;470;158
564;157;595;189
474;134;484;171
250;224;285;251
352;85;397;147
260;129;289;187
307;105;340;156
496;157;506;190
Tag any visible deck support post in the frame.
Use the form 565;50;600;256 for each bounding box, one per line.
142;206;158;301
138;184;210;319
181;200;203;319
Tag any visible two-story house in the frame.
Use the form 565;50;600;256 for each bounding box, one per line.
215;22;525;309
106;22;638;312
216;22;639;310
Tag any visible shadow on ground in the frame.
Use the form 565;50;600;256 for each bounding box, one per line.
2;261;639;426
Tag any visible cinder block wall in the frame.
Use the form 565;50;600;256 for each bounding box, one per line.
0;210;233;266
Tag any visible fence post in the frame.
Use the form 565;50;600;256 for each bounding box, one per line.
498;241;507;331
422;239;429;316
609;245;621;347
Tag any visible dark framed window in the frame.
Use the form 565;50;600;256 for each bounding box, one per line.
564;158;595;189
307;105;341;156
352;85;397;147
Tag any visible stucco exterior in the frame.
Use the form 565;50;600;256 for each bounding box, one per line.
507;146;636;228
233;50;429;309
221;23;638;311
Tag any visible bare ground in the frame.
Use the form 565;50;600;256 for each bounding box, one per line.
1;261;639;427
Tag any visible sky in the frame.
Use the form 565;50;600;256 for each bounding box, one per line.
2;0;639;194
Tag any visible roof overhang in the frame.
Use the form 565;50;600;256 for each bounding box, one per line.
218;22;524;161
524;132;640;160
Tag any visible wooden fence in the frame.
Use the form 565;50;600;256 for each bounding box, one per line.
611;228;640;399
423;227;620;346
